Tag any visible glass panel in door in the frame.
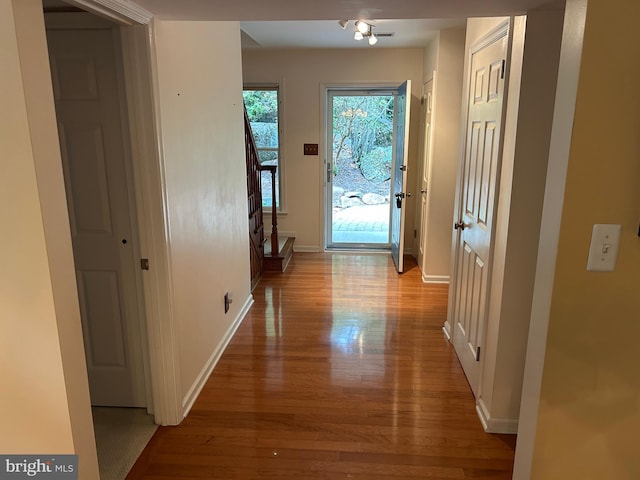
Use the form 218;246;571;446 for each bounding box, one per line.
327;91;395;248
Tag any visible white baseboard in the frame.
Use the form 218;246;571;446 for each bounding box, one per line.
476;398;519;434
422;274;450;284
181;295;254;417
294;245;321;252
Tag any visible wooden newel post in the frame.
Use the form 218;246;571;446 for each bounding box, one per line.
265;166;278;256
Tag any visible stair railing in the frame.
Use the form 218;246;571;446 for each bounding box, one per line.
244;108;279;287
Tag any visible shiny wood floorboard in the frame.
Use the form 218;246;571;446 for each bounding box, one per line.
127;253;515;479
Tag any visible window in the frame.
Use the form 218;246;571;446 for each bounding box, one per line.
243;86;282;209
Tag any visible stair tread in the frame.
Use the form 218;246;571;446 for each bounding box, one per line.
264;236;295;257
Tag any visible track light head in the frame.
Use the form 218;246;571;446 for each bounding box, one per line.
356;20;370;34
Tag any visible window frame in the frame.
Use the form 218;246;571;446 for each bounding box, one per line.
243;84;285;214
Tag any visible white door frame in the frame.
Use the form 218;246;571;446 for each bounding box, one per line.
415;74;435;276
320;82;403;252
66;0;183;425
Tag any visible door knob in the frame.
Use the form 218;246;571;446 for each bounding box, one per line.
421;189;427;194
454;221;466;231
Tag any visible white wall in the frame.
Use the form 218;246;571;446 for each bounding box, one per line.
242;48;424;251
422;34;439;82
153;21;252;410
0;0;98;477
418;27;465;282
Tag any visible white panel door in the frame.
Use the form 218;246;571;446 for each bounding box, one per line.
451;32;507;396
417;80;434;275
390;80;412;273
48;27;146;407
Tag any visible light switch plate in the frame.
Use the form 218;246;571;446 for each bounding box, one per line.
587;224;622;272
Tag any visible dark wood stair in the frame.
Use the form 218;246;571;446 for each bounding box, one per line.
264;236;295;272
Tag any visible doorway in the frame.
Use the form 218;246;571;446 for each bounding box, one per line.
326;89;395;249
45;10;156;479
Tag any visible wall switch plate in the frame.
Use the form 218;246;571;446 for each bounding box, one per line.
303;143;318;155
587;224;622;272
224;292;232;313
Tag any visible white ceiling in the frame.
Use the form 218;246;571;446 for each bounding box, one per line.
131;0;562;21
240;19;466;49
48;0;564;49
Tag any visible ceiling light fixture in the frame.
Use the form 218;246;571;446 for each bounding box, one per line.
351;20;378;46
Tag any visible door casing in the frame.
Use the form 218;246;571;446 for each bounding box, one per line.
323;84;402;251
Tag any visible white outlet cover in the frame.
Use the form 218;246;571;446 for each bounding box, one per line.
587;224;622;272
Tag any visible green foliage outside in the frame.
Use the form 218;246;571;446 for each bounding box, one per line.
360;146;392;181
332;95;394;179
243;90;278;123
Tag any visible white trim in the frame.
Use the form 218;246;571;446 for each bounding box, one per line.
44;11;114;29
120;22;182;426
476;398;519;434
422;274;449;284
513;1;587;478
65;0;152;25
321;82;406;251
294;245;322;253
112;22;151;409
181;295;255;417
277;230;296;238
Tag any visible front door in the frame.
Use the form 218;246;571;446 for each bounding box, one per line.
390;80;412;273
451;30;508;396
326;89;396;248
47;22;147;407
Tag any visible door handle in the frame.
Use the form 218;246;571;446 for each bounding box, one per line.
454;221;467;231
420;189;427;194
395;192;405;208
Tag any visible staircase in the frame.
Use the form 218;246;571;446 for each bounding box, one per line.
244;108;294;288
264;235;295;272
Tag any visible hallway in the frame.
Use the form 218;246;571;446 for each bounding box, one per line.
128;253;515;479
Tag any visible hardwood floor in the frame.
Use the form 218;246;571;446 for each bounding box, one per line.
127;253;516;479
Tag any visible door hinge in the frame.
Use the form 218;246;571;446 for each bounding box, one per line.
476;346;481;361
141;258;150;271
501;59;506;79
414;229;417;238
